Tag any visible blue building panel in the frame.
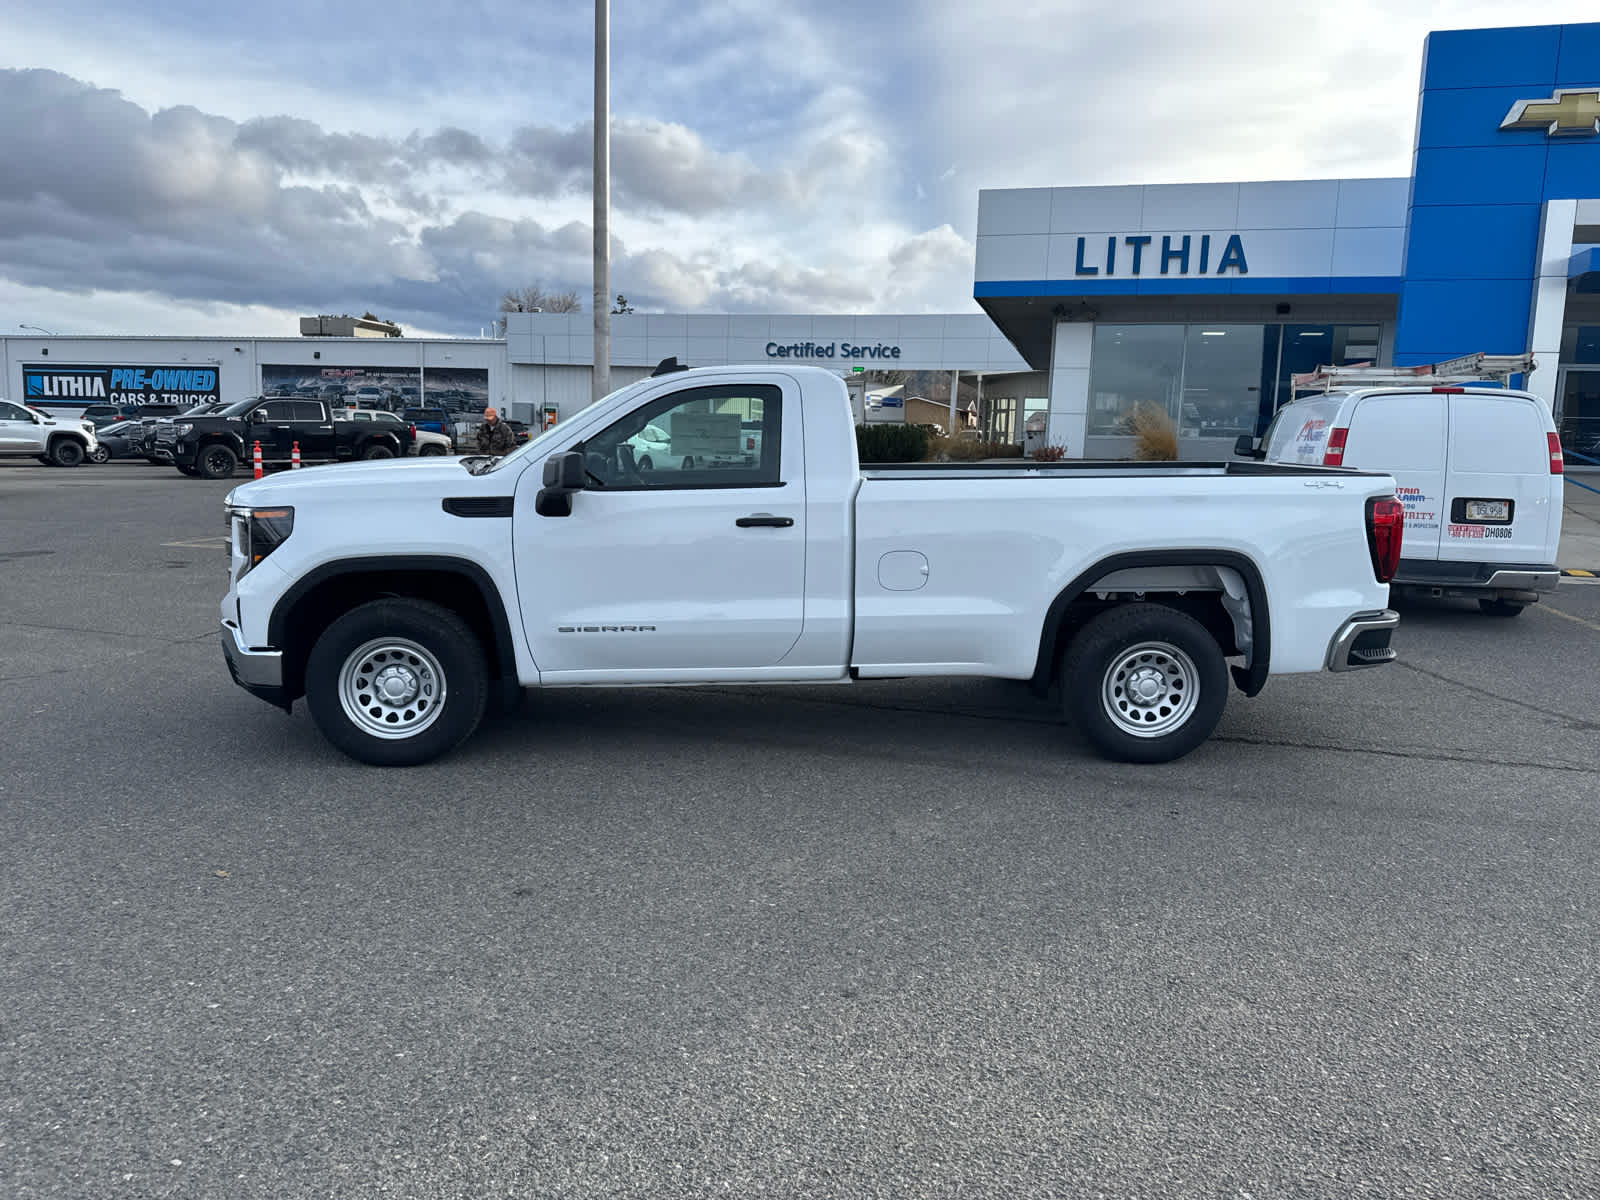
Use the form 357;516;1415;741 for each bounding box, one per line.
1395;279;1535;357
1543;142;1600;199
1555;23;1600;82
1402;204;1542;280
1421;25;1561;90
1414;85;1565;150
1410;146;1550;205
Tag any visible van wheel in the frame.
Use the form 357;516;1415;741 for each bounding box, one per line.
304;598;488;766
1061;603;1228;764
49;438;86;468
1478;599;1526;618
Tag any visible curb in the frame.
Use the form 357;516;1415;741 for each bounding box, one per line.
1560;569;1598;579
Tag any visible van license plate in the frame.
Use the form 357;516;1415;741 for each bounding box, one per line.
1465;500;1509;521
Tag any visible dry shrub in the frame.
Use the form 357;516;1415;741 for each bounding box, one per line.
1127;404;1178;460
1032;444;1067;462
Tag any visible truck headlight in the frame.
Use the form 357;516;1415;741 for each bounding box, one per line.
175;423;194;436
226;505;294;579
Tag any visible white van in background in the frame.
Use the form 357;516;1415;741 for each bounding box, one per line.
1242;371;1563;617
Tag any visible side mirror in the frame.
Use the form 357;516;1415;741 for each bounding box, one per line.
1233;434;1264;460
251;409;268;422
536;450;586;518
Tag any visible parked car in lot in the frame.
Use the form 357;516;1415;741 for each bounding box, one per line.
0;399;99;466
625;421;691;470
172;396;413;478
1239;354;1561;617
402;407;454;445
87;420;149;463
338;409;448;456
218;362;1403;768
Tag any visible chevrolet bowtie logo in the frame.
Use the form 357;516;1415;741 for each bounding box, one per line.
1499;88;1600;137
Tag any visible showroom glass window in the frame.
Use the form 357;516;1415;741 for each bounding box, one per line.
1089;322;1384;438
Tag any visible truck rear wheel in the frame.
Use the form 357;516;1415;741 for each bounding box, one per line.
362;443;395;460
1061;602;1228;764
304;598;487;766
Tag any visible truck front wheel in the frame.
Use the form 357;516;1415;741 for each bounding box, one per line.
1061;602;1228;764
304;598;488;766
197;444;238;479
49;438;86;467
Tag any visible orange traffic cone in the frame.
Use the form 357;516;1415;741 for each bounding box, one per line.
291;441;301;469
252;440;263;479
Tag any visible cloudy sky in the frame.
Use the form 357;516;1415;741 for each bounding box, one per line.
0;0;1593;338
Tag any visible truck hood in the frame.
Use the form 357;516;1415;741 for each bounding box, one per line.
225;457;512;507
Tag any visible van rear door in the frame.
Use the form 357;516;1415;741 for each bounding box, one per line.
1262;395;1346;464
1343;390;1447;562
1440;392;1559;568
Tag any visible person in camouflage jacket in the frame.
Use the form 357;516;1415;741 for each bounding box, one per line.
473;407;517;455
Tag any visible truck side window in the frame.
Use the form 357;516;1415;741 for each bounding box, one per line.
0;402;31;421
581;384;783;489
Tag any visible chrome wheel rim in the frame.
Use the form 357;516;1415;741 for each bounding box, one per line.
1101;640;1199;738
338;637;447;740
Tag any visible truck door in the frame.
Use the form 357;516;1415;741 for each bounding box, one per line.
0;400;37;452
515;378;806;679
289;400;338;461
1343;391;1446;563
1440;393;1558;568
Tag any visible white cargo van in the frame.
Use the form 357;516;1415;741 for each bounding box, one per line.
1241;360;1562;617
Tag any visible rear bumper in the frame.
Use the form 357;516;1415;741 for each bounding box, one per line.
1393;558;1559;601
1326;609;1400;672
220;619;290;710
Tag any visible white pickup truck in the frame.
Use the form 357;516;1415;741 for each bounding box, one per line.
218;364;1404;766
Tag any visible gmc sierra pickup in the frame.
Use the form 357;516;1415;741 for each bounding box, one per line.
218;364;1404;766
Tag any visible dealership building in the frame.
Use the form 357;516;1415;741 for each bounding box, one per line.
2;20;1596;459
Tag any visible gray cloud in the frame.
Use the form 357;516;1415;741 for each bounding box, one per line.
0;66;972;333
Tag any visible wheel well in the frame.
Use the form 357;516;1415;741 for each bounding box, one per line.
1030;554;1271;698
271;565;514;702
47;431;88;446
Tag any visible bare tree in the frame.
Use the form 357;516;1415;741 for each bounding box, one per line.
493;284;581;334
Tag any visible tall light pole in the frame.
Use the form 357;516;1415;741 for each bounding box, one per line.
592;0;611;403
19;324;56;336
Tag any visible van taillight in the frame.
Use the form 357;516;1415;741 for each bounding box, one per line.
1366;496;1404;584
1322;427;1349;466
1548;432;1564;475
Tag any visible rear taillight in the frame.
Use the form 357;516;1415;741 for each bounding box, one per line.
1322;427;1349;466
1366;496;1404;584
1548;432;1564;475
409;423;417;439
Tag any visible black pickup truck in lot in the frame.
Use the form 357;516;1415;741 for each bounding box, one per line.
171;397;415;478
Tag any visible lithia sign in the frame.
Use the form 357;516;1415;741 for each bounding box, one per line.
1072;233;1249;276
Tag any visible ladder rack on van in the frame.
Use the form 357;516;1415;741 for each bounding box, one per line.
1290;352;1537;397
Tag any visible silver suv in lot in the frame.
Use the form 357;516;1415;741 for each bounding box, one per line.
0;399;98;466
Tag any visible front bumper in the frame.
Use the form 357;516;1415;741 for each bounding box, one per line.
220;619;290;710
1326;609;1400;672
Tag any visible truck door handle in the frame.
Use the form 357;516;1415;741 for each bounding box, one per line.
736;514;793;528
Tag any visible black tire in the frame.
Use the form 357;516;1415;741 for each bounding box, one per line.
49;438;85;468
362;442;395;461
638;455;654;470
37;455;55;467
1061;602;1228;764
418;444;446;456
681;455;695;470
304;598;488;766
1479;598;1526;618
88;444;112;465
197;444;238;480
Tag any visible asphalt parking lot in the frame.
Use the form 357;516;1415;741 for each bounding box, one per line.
3;460;1598;1199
